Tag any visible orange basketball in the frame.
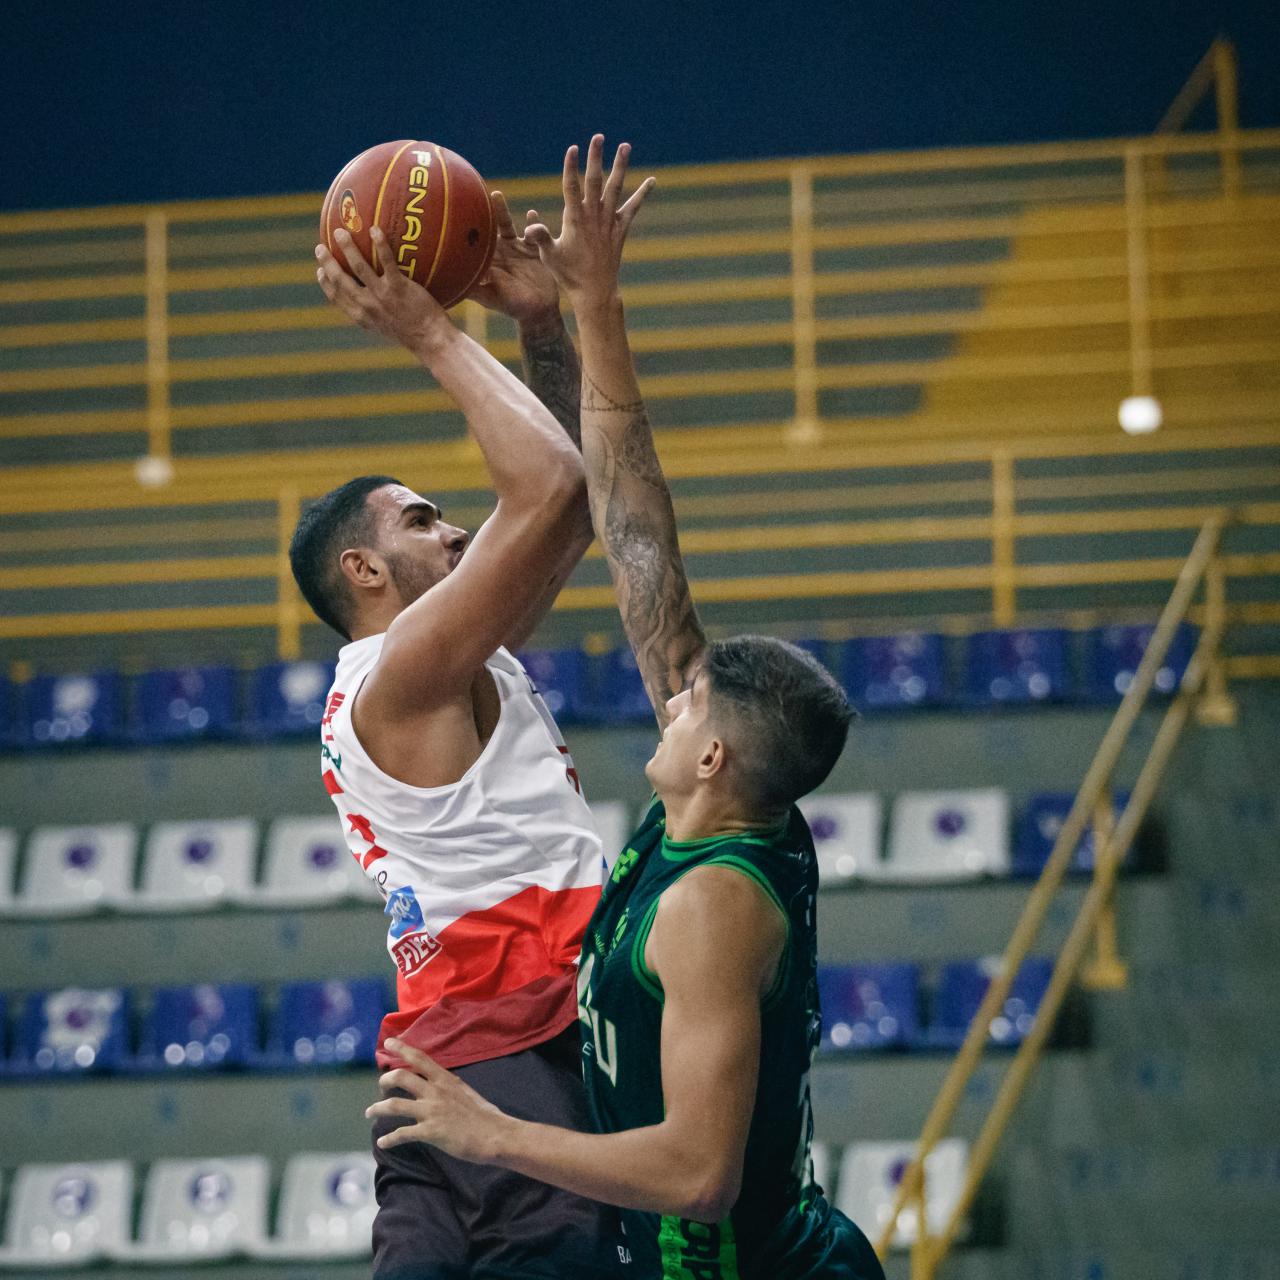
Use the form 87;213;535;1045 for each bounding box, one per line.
319;140;496;308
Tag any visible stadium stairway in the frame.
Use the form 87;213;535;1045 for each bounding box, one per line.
0;688;1277;1277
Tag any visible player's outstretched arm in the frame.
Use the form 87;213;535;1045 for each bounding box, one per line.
315;229;585;705
526;136;706;730
467;191;593;651
365;865;785;1221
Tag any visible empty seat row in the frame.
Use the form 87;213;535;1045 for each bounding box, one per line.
0;802;631;917
800;788;1134;885
0;622;1195;750
817;956;1054;1053
0;788;1127;923
0;1152;374;1268
0;978;389;1078
815;1138;969;1250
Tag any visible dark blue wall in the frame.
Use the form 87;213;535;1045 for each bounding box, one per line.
6;0;1279;212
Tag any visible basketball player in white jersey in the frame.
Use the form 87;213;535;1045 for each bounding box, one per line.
294;187;649;1279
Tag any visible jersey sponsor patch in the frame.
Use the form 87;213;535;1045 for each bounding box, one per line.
385;887;442;976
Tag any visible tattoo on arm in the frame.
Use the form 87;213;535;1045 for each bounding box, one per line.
521;324;582;449
587;402;705;721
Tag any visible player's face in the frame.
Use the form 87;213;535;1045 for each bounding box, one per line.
645;670;714;799
370;484;470;611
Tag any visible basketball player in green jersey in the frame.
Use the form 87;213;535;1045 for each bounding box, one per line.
366;136;886;1280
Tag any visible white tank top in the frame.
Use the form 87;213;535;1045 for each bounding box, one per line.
321;635;604;1067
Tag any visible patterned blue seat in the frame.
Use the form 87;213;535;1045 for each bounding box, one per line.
1084;622;1196;702
135;665;237;743
22;672;124;747
245;661;335;739
1013;792;1134;878
518;647;590;724
928;956;1054;1048
11;988;131;1076
818;963;921;1052
841;634;947;711
964;628;1071;706
261;979;389;1069
136;983;259;1071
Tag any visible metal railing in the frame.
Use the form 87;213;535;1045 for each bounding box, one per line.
871;513;1236;1272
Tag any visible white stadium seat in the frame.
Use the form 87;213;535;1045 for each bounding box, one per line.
0;1160;132;1268
836;1139;968;1248
589;800;632;874
810;1141;833;1200
14;824;138;916
799;792;883;884
880;789;1010;882
240;817;372;908
250;1152;375;1260
132;819;259;912
119;1156;269;1262
0;828;16;911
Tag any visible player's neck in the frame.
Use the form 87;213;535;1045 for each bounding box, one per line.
661;788;780;843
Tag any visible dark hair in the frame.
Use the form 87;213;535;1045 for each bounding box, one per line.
703;635;854;813
288;475;403;640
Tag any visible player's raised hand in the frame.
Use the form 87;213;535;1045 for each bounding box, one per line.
466;192;561;324
525;134;655;309
315;227;454;357
366;1038;511;1165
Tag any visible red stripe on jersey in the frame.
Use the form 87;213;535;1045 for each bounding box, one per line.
322;769;343;796
377;882;598;1068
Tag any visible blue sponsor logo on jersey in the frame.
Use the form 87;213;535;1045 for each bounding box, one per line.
384;886;425;940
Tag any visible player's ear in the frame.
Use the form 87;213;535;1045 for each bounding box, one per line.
339;546;387;591
697;736;727;782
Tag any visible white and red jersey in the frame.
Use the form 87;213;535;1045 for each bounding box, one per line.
321;635;603;1069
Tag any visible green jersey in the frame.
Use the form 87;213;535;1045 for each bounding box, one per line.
578;797;880;1280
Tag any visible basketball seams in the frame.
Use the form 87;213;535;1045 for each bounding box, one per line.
371;139;417;260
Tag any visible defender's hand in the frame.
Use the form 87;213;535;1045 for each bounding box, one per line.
467;192;561;326
315;227;454;358
366;1038;511;1165
525;134;655;310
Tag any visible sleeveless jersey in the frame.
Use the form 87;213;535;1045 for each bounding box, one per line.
578;797;850;1280
322;635;604;1069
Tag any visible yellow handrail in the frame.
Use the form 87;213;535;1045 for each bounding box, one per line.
872;513;1232;1274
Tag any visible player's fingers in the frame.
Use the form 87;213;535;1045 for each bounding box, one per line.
334;228;378;286
489;191;517;239
523;223;555;250
525;208;540;225
582;133;606;203
375;1126;421;1151
618;176;657;232
602;141;631;212
385;1038;443;1076
378;1067;428;1097
561;145;582;211
369;227;402;280
364;1097;419;1122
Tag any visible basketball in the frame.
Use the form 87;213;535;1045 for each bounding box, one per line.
319;140;497;308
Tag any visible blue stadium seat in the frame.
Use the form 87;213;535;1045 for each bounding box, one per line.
136;983;259;1071
1013;792;1133;878
10;988;131;1076
841;634;947;711
1084;622;1196;703
927;956;1054;1048
134;665;237;743
23;672;124;747
245;661;335;739
595;647;656;723
261;979;388;1069
518;647;590;724
964;628;1071;706
818;963;921;1052
0;675;14;748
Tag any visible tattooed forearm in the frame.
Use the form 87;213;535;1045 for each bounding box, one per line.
521;321;582;449
583;370;647;416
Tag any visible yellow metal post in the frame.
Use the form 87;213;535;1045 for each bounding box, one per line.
1123;147;1154;401
991;449;1016;627
787;165;821;446
1213;38;1242;198
144;210;172;464
276;485;303;660
1081;790;1129;990
1197;553;1238;725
